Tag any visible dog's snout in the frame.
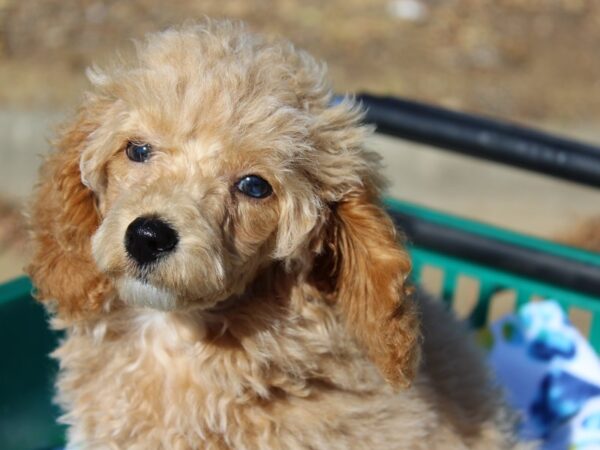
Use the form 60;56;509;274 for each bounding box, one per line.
125;216;179;266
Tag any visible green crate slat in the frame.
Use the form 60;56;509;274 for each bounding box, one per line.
409;246;600;349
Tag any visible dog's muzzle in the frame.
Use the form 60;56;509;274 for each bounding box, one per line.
125;216;179;266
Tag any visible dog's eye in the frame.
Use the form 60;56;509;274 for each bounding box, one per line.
126;142;152;163
235;175;272;199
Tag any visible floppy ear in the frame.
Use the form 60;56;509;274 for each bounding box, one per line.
27;110;112;320
303;97;421;388
315;186;421;389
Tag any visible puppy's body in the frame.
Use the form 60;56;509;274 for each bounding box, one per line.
28;21;524;449
54;289;514;450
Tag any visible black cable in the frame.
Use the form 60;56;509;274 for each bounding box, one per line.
390;210;600;297
357;93;600;188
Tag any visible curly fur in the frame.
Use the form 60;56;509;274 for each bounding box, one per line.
27;20;526;449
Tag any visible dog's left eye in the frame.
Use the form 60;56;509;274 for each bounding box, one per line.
235;175;272;199
126;142;152;163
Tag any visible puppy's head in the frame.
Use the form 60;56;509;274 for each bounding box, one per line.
28;21;420;387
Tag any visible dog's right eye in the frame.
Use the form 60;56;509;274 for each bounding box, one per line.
235;175;272;199
126;142;152;163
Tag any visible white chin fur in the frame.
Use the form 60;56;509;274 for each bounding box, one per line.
117;277;177;311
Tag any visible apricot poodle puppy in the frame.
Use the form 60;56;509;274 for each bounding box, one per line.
28;21;525;449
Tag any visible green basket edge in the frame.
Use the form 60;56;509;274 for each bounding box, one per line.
0;275;32;306
385;197;600;266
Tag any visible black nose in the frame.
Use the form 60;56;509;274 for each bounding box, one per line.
125;216;179;266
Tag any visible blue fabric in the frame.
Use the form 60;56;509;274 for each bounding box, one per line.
488;301;600;449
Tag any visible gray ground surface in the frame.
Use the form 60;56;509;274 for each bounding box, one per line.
370;130;600;238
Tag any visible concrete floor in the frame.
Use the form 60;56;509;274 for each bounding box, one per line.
369;132;600;239
1;109;600;283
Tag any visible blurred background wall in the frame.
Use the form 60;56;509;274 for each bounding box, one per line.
1;0;600;281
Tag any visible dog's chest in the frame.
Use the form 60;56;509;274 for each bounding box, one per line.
55;309;401;448
54;314;239;446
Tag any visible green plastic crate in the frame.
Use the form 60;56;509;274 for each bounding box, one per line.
0;277;65;450
2;200;600;449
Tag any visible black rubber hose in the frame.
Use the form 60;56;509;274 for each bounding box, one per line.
357;93;600;188
390;210;600;298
